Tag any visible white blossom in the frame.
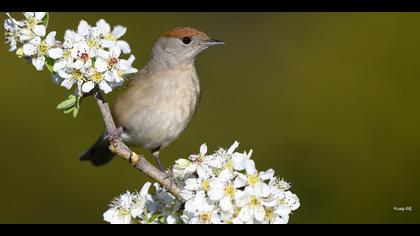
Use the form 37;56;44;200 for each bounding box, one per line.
105;141;300;224
96;19;131;53
22;32;61;70
4;13;138;95
103;191;136;224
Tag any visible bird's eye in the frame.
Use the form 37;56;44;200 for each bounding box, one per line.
182;37;192;45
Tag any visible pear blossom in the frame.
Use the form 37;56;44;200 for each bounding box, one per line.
96;19;131;53
4;13;138;97
95;46;138;87
235;183;278;223
105;141;300;224
4;14;23;52
22;12;46;37
22;32;62;70
182;191;221;224
103;191;137;224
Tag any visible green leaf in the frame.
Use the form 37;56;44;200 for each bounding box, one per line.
149;214;160;223
63;107;75;114
56;95;76;110
72;107;79;118
45;57;54;73
75;95;81;110
57;95;83;118
42;13;49;28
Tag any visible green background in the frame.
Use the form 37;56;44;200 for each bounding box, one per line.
1;12;419;224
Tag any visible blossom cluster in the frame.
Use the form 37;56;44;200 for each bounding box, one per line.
104;142;300;224
4;12;137;96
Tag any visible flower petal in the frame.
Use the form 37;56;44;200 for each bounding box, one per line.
232;153;245;171
90;27;101;38
254;182;270;198
234;190;248;207
103;209;119;224
99;80;112;94
96;19;111;35
32;56;45;70
71;60;84;70
24;12;34;19
238;206;253;223
45;31;56;46
22;43;37;56
29;36;41;46
95;58;108;72
200;143;207;156
254;206;266;222
208;188;224;201
112;25;127;38
34;12;46;20
220;197;233;212
97;49;110;59
259;169;275;181
234;173;247;188
245;160;256;175
77;20;90;36
58;70;71;79
49;48;63;59
109;46;121;58
184;178;200;191
82;81;95;93
116;40;131;54
18;29;34;41
139;182;152;197
61;78;76;89
276;204;292;217
227;141;240;155
101;40;115;48
33;25;46;37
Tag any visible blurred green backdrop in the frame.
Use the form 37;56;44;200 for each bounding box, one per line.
1;12;420;224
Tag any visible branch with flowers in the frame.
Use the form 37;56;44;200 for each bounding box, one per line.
4;12;300;224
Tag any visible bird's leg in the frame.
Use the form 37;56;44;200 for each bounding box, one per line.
152;149;166;172
151;149;178;192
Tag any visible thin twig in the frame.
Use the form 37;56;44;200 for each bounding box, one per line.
94;92;184;201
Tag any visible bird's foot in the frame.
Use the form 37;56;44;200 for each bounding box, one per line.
106;127;124;142
162;169;179;189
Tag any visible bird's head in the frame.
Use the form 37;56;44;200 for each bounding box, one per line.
150;27;224;68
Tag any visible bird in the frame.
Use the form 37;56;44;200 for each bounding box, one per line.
80;27;224;171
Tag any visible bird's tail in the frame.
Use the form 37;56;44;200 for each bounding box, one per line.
79;132;114;166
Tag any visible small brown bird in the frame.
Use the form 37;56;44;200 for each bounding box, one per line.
80;27;224;170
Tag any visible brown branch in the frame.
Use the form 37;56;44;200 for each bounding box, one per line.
94;92;184;201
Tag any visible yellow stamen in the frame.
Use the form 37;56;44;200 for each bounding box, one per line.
265;208;274;221
87;38;99;48
91;71;103;83
249;196;260;207
201;180;210;191
247;174;259;186
27;18;39;29
117;208;129;217
71;70;84;81
63;49;71;59
104;33;117;41
199;212;212;223
224;185;235;197
224;160;233;170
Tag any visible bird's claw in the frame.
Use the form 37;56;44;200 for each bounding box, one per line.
163;169;178;190
106;127;124;141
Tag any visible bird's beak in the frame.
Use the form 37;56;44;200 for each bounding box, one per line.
204;39;225;47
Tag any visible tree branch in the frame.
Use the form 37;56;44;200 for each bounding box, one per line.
94;92;184;201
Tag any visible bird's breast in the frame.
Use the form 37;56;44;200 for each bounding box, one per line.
113;67;200;150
